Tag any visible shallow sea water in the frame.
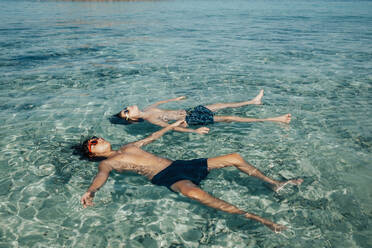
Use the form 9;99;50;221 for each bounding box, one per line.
0;0;371;247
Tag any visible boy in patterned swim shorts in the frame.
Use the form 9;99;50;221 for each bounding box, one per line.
113;90;292;134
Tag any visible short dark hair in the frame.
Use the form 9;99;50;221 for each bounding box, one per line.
109;113;144;125
81;138;92;158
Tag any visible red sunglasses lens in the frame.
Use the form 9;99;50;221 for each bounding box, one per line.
88;139;98;153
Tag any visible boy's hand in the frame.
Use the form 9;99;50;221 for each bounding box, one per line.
81;191;95;208
266;222;287;233
176;96;186;101
195;127;210;134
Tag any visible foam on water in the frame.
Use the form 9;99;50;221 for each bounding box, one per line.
0;0;371;247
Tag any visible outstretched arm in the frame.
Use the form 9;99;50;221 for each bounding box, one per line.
128;120;185;148
144;96;186;110
149;119;210;135
81;162;112;208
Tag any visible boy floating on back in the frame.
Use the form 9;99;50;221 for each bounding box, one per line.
114;90;291;134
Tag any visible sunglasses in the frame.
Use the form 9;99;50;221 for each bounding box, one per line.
123;108;129;120
87;136;99;153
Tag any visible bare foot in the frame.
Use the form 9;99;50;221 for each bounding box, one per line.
251;89;264;105
270;113;291;124
273;179;303;193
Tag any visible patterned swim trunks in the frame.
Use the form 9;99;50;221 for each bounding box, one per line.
185;105;214;125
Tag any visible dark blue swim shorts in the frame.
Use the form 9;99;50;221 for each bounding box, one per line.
151;158;209;191
185;105;214;125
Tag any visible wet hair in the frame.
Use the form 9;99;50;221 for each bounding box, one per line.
109;112;144;125
81;138;93;158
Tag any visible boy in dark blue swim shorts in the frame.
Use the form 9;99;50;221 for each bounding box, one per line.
113;90;292;134
79;120;303;232
151;158;209;191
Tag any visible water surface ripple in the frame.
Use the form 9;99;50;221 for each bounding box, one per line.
0;0;371;247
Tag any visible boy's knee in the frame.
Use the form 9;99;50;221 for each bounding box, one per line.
215;116;233;122
224;116;234;122
231;153;244;161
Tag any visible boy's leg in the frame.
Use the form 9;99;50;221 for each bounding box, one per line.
170;179;286;232
205;90;264;112
213;114;292;124
207;153;303;192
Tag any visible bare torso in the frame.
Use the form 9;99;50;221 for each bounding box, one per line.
103;146;173;180
143;107;186;123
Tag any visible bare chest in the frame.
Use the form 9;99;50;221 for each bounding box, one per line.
147;108;186;122
109;152;172;179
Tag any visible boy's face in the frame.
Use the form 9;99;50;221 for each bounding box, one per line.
88;137;111;156
118;105;140;120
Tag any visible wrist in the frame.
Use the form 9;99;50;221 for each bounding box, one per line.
87;190;96;196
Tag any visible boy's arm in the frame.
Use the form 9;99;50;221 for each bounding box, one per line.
128;120;185;148
150;119;210;134
81;162;112;208
144;96;186;109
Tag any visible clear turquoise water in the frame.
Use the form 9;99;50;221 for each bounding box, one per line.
1;0;371;247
